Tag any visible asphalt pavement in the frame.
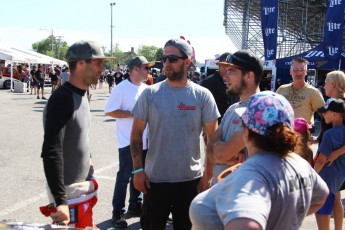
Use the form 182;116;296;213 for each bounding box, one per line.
0;85;150;229
0;85;343;229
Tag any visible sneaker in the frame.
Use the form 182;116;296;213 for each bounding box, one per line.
112;211;128;229
37;96;40;99
127;201;143;216
42;96;47;100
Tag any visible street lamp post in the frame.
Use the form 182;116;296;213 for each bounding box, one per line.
110;2;116;57
40;28;54;55
55;36;64;59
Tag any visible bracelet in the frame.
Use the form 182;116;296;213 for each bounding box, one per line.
132;168;144;174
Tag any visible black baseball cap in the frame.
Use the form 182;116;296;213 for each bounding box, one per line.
317;98;345;113
217;50;263;77
215;52;231;65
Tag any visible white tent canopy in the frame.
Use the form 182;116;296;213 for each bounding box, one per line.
0;41;67;91
0;41;67;66
0;47;40;63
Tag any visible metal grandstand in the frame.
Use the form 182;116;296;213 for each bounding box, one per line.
223;0;344;59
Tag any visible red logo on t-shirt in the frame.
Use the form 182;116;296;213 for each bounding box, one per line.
178;102;196;110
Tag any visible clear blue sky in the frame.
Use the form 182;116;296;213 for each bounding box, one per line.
0;0;237;62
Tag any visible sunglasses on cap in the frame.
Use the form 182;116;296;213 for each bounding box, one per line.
162;55;187;63
324;98;336;109
225;54;250;64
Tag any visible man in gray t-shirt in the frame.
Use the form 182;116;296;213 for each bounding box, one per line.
131;38;219;230
207;50;263;187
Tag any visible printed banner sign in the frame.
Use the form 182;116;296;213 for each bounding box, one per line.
323;0;345;60
260;0;278;60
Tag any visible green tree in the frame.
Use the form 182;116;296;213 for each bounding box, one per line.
32;36;69;61
138;45;162;61
155;48;163;61
103;43;127;70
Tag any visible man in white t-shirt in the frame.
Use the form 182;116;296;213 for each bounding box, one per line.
104;56;155;228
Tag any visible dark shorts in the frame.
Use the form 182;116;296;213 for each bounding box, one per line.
316;192;335;215
30;81;37;88
36;81;45;89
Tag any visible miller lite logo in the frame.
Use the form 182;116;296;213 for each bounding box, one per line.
265;28;275;36
329;0;342;7
263;6;275;15
327;22;342;31
327;46;339;56
304;50;324;58
266;49;275;57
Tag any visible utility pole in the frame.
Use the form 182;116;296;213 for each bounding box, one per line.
40;28;54;56
110;2;116;57
55;36;64;59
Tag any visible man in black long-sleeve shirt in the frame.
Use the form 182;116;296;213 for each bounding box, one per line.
41;41;115;226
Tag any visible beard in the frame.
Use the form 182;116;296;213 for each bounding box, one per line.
227;76;247;96
166;71;184;81
165;64;185;81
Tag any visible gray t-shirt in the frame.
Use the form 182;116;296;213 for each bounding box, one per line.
132;81;220;183
212;101;247;185
190;152;329;230
60;72;70;85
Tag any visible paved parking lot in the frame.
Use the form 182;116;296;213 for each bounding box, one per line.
0;85;343;229
0;86;146;229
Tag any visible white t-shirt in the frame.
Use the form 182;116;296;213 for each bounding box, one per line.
104;79;148;149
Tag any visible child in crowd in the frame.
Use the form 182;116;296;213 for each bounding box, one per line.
293;117;314;166
314;98;345;230
190;91;328;230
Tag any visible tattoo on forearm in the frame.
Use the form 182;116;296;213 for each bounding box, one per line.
131;141;143;159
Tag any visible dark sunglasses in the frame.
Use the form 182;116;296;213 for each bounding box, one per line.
225;54;249;64
161;55;187;63
141;66;150;70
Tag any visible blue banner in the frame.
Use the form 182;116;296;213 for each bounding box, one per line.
260;0;278;60
323;0;345;60
276;44;325;69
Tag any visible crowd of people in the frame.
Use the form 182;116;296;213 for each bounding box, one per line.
20;64;71;100
38;38;345;230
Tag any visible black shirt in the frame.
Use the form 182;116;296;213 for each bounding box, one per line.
200;71;237;123
35;70;45;81
114;71;123;85
49;72;58;81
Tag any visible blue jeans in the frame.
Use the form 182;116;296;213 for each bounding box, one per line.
112;145;146;212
